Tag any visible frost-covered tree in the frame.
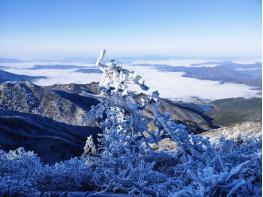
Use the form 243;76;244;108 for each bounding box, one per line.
84;50;262;196
85;50;166;195
83;135;97;156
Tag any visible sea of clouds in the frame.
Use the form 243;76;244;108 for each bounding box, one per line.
0;58;261;102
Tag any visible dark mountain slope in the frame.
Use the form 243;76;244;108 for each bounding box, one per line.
0;69;45;82
206;97;262;126
0;110;101;163
135;94;216;133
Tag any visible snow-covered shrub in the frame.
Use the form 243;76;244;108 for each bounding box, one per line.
168;137;262;196
84;50;262;196
0;148;40;196
34;157;94;192
0;148;95;196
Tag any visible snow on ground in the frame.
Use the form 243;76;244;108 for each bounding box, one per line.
202;122;262;143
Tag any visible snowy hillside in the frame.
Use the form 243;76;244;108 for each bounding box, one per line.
0;50;261;196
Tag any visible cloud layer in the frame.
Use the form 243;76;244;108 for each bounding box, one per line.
1;58;260;101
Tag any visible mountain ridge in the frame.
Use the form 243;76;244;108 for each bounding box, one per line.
0;81;218;163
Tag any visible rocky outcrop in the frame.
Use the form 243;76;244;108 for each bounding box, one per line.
0;82;99;126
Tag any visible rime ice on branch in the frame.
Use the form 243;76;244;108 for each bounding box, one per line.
82;50;262;196
84;50;191;195
96;49;149;94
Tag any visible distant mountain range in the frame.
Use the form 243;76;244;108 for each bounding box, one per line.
28;64;87;70
0;57;24;63
0;69;45;83
137;61;262;88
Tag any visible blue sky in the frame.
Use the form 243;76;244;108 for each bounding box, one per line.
0;0;261;58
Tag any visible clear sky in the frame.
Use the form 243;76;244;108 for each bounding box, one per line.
0;0;261;58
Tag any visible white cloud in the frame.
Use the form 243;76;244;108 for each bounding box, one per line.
125;66;260;101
